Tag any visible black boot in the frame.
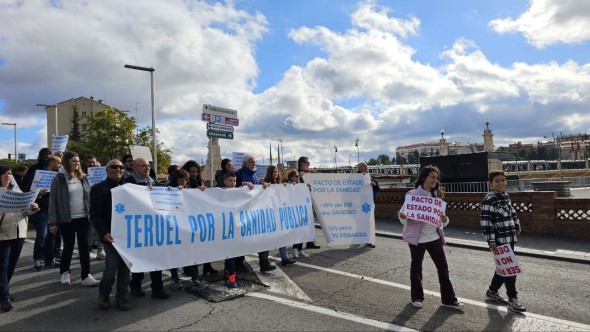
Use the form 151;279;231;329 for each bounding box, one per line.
203;263;219;275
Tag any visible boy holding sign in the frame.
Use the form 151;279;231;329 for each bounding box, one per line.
480;171;526;313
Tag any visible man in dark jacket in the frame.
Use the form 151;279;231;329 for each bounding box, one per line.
90;159;132;311
123;158;169;299
236;154;276;272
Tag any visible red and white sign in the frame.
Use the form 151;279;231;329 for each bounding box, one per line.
492;244;523;276
403;194;446;228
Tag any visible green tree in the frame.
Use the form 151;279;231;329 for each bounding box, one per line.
376;154;391;165
367;158;378;165
69;107;135;164
134;126;172;176
70;106;82;142
395;152;408;165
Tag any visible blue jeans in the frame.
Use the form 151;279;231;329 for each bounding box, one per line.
99;242;130;300
0;239;25;301
33;211;48;261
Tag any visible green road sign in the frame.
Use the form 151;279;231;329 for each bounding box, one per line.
207;130;234;140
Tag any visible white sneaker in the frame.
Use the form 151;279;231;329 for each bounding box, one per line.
298;249;309;258
411;300;423;308
290;248;299;259
60;272;71;285
96;250;106;260
81;274;100;286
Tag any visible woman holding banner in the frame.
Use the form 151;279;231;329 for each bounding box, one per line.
0;165;40;311
398;165;463;310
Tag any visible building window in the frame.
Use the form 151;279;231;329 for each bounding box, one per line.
82;111;87;118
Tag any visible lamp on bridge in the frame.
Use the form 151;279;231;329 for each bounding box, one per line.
355;137;359;164
334;145;338;172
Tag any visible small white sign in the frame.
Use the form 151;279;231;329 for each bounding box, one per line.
149;186;185;211
492;244;523;276
0;188;40;213
203;104;238;118
403;194;447;228
87;167;107;186
51;135;69;153
130;145;153;162
30;170;58;191
207;123;234;132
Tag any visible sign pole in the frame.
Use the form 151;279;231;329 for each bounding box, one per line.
209;137;214;188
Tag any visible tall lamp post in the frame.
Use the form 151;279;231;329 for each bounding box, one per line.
355;137;359;164
1;123;16;160
334;145;338;172
36;103;58;140
124;64;157;175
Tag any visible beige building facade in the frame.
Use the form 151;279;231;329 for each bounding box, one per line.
42;96;116;146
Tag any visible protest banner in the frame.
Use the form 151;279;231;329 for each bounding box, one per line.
402;194;447;228
87;167;107;186
0;188;40;213
302;173;375;246
111;183;314;272
492;244;523;276
30;170;57;191
51;135;69;153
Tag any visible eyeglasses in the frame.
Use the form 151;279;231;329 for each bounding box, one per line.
108;165;125;170
125;160;133;163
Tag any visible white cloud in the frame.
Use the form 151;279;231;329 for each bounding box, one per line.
490;0;590;48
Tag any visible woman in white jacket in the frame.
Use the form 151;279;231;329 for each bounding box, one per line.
0;165;39;312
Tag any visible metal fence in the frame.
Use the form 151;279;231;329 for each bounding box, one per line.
441;176;590;193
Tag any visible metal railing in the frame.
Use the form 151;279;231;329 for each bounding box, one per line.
442;176;590;193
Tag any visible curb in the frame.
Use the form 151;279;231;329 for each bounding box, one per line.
313;224;590;265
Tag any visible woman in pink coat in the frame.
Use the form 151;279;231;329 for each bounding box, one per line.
398;165;463;310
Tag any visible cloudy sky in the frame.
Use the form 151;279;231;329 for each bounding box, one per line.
1;0;590;167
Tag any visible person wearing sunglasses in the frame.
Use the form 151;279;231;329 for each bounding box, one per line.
90;160;132;311
124;158;168;300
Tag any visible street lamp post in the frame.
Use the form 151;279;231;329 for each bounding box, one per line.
348;154;351;172
1;123;16;160
36;103;58;139
124;64;157;175
355;137;359;164
334;145;338;172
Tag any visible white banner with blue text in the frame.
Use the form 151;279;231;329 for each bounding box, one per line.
302;173;375;246
111;183;315;272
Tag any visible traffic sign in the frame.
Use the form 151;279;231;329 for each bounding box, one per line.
201;113;240;126
207;123;234;132
203;104;238;118
207;130;234;140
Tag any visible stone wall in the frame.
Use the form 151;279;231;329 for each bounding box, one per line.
375;188;590;238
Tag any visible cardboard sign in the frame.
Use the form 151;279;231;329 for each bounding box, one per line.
492;244;523;276
403;194;447;228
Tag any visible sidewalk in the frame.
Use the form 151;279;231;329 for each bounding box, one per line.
370;218;590;264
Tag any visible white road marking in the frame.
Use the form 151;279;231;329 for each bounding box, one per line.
266;257;590;331
247;292;416;332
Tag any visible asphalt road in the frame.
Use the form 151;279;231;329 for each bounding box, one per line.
2;229;589;331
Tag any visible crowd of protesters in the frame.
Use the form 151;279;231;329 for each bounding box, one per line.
0;147;525;315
